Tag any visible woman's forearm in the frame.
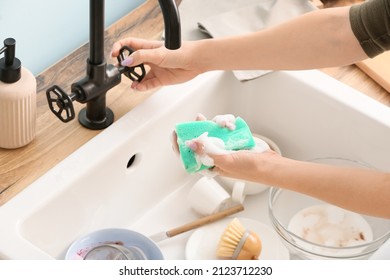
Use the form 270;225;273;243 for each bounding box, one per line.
211;149;389;218
262;156;390;219
195;7;367;72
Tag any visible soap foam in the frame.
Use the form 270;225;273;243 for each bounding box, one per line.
212;114;236;130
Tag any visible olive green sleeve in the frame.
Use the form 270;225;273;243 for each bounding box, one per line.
349;0;390;58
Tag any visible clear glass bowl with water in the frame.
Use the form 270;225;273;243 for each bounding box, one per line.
268;158;390;259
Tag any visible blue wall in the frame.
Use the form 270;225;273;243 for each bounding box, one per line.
0;0;145;76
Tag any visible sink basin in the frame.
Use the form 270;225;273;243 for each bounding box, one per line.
1;69;389;259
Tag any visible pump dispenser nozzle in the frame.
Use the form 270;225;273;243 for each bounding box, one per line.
0;38;22;83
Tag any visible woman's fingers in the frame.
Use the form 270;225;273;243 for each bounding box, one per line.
111;38;163;57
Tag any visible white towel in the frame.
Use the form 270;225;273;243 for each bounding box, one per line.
179;0;316;81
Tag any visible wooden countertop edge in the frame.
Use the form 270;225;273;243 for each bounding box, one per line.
0;0;389;206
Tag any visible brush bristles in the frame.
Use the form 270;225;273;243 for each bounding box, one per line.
216;218;246;258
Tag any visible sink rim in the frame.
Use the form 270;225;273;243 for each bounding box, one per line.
1;69;390;260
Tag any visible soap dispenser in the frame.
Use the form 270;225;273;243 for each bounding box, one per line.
0;38;36;149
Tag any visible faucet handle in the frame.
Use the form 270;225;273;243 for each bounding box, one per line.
46;85;76;122
117;46;146;82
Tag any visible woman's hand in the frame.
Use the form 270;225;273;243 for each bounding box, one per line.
189;140;279;183
111;38;203;91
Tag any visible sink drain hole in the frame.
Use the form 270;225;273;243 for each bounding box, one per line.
127;154;138;169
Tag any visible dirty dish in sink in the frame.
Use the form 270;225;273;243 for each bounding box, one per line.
65;228;164;260
185;217;289;260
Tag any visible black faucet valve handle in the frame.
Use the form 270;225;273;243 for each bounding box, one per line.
46;85;76;123
117;46;146;82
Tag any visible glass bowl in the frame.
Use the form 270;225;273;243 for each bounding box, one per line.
268;158;390;259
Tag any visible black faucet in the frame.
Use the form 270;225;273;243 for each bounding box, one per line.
46;0;181;130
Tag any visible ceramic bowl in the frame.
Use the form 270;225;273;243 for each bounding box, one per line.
65;228;164;260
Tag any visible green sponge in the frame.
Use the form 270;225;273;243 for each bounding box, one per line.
175;117;255;173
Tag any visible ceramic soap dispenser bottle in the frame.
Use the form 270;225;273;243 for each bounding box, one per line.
0;38;36;149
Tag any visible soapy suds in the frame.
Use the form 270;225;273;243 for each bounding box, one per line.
212;114;236;130
288;205;373;250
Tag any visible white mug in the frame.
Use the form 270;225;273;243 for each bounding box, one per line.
187;177;231;216
218;177;269;204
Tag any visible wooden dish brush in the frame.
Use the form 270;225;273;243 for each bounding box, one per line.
216;218;262;260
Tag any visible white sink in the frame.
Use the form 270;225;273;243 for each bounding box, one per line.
1;70;390;259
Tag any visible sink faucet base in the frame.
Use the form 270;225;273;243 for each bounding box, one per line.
78;92;114;130
78;107;114;130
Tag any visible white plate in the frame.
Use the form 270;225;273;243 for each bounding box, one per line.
185;218;289;260
65;228;164;260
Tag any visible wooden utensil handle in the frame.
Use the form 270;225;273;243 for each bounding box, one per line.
166;204;244;237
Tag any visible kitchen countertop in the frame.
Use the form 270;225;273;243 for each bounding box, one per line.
1;0;389;206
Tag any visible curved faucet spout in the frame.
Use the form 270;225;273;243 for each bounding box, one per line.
158;0;181;49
